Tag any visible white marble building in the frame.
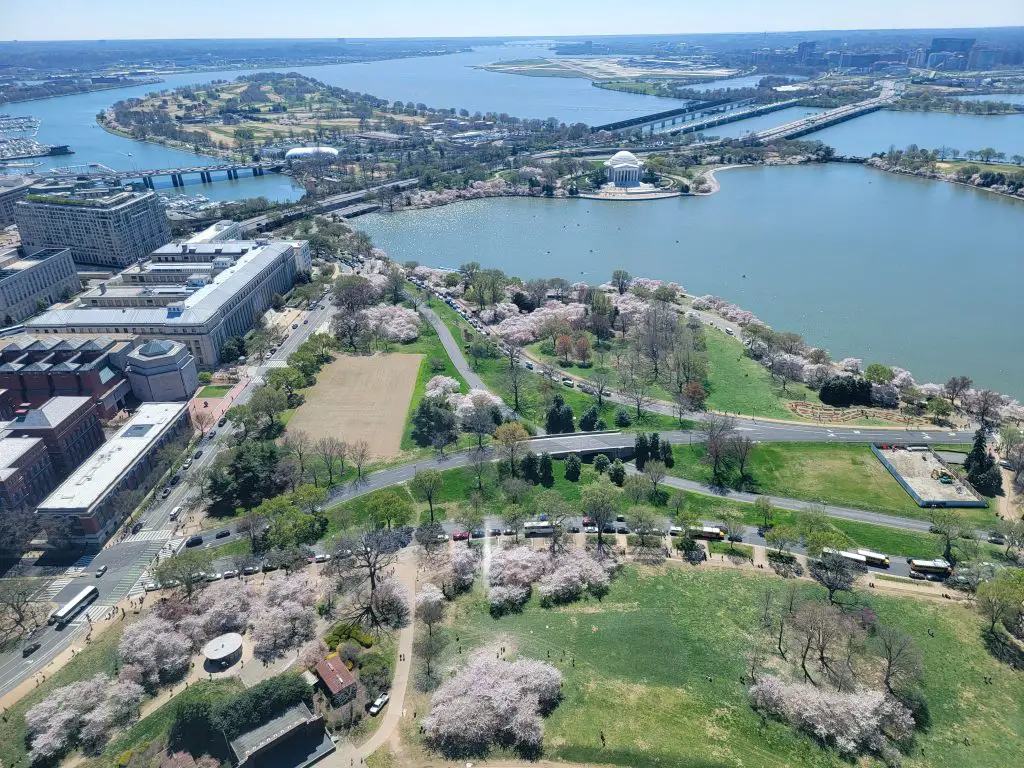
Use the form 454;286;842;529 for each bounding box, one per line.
604;151;644;187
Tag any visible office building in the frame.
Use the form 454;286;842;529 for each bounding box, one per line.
14;188;171;268
0;246;80;325
0;334;134;417
27;236;311;367
0;436;57;513
36;401;191;544
2;396;104;477
0;176;34;228
124;340;199;401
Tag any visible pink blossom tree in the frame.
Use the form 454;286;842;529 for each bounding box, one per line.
416;583;446;635
118;614;192;689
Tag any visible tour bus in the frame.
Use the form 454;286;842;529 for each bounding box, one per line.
909;558;953;576
687;525;726;540
856;549;890;567
524;521;556;537
49;585;99;627
822;548;868;566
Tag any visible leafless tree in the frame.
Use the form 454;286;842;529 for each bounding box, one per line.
700;413;736;486
0;580;49;644
730;435;755;487
809;551;865;604
470;451;492;492
591;369;612;407
618;353;653;421
192;408;214;434
503;340;522;371
967;388;1007;427
626;505;665;563
943;375;973;408
349;440;371;480
632;300;677;379
504;362;526;415
274;456;302;493
330;529;402;594
643;460;667;497
283;430;312;476
876;625;923;695
316;437;348;487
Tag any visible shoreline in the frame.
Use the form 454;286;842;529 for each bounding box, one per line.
864;159;1024;204
95;115;244;164
0;78;163;107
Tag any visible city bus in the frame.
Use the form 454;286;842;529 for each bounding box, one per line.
822;548;868;566
909;558;953;576
49;585;99;627
856;549;890;567
687;525;726;540
524;521;556;537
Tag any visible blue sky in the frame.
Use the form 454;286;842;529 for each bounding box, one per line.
5;0;1022;40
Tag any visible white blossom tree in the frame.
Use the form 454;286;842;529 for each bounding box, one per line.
118;615;192;689
416;583;445;635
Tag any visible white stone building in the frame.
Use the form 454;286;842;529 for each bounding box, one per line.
604;151;645;187
0;246;80;325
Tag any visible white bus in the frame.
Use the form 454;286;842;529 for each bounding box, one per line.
856;549;890;567
524;521;556;537
909;558;952;576
822;548;868;565
49;585;99;627
687;525;726;540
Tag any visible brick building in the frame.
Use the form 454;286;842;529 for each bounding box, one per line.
0;436;58;513
2;396;104;478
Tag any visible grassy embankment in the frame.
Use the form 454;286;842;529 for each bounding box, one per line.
399;565;1024;767
668;442;997;528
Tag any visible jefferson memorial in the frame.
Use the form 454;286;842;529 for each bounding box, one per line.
604;151;644;187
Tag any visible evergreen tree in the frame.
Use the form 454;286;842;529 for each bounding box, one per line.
545;394;576;434
635;433;650;471
660;440;674;468
649;433;661;460
579;405;600;432
594;454;611;475
964;429;993;476
538;453;555;488
609;458;626;487
521;451;540;484
565;453;582;482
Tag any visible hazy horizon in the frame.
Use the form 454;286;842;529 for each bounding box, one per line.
5;0;1023;42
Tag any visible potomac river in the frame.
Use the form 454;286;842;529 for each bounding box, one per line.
357;162;1024;398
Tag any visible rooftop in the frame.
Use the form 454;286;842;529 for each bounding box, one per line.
0;246;69;283
605;150;643;169
37;401;188;512
229;702;320;765
4;396;91;430
20;189;156;211
315;655;356;696
202;632;243;661
28;240;300;329
0;436;44;481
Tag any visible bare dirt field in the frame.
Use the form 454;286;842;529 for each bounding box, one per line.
287;353;421;458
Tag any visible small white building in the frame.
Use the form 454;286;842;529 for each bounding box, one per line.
604;151;644;187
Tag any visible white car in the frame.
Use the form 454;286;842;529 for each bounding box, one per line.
583;525;598;534
314;553;331;563
143;581;160;592
368;692;390;716
206;572;223;582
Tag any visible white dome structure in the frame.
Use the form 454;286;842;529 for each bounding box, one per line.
285;146;339;161
604;151;644;187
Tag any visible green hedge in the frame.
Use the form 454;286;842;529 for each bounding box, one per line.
325;621;374;649
211;673;309;739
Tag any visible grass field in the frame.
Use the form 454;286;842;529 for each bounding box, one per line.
665;442;1002;525
197;384;232;398
0;618;133;768
405;565;1024;767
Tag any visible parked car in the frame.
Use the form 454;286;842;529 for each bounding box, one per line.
562;377;574;387
602;524;617;534
242;566;260;576
95;564;108;577
169;474;182;486
502;528;515;537
222;570;239;579
194;449;205;459
292;323;299;329
215;529;230;539
567;525;581;533
262;562;279;572
185;535;204;548
181;458;193;470
989;534;1006;545
206;572;222;582
489;528;502;537
159;488;171;499
368;692;390;716
583;525;598;534
143;581;160;592
452;530;470;541
616;525;629;534
207;430;217;439
131;522;143;534
22;642;41;657
470;529;485;539
218;416;227;427
314;553;331;563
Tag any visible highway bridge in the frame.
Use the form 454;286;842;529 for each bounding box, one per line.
240;179;418;232
750;97;888;142
591;97;755;135
49;161;283;188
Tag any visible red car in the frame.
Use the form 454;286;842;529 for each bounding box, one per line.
452;530;470;541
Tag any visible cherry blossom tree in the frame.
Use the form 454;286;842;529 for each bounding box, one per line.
416;583;446;635
750;675;913;758
537;550;611;605
251;574;317;661
448;546;479;593
839;358;863;374
362;303;421;343
26;673;143;763
421;655;563;758
118;615;192;689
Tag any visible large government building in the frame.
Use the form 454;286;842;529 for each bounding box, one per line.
14;187;172;269
604;151;645;187
26;232;311;367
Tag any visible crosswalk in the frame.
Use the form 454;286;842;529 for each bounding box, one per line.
64;553;94;576
35;577;73;601
122;529;174;544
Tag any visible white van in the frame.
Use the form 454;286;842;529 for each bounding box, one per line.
169;506;183;521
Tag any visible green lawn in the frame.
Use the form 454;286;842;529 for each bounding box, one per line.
703;330;822;419
0;617;134;768
197;384;233;398
413;566;1024;767
667;442;998;525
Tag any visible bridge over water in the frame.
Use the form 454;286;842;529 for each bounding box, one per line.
49;161;283;188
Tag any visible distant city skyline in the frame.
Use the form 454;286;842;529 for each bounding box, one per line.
4;0;1023;41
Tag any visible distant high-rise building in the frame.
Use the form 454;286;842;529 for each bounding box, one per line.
796;41;816;63
928;37;976;56
967;47;999;71
14;188;171;269
0;176;34;228
0;246;80;325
